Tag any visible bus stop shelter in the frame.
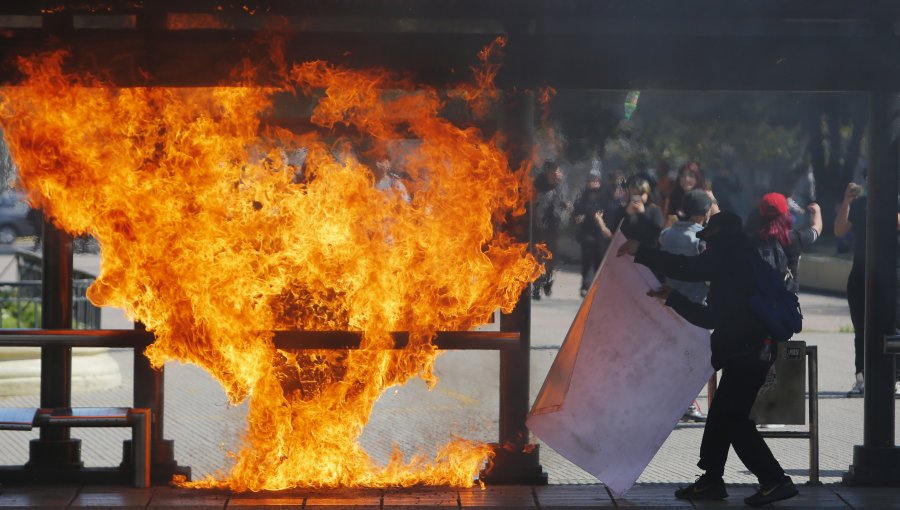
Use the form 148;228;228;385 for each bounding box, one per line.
0;0;897;487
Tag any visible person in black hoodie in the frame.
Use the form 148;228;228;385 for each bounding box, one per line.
573;169;612;296
532;161;570;299
617;212;798;507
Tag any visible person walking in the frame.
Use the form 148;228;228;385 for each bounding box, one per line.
617;212;798;506
659;189;715;422
532;161;570;300
834;179;900;396
573;170;612;297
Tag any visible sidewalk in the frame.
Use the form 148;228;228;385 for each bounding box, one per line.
0;483;898;509
0;258;897;507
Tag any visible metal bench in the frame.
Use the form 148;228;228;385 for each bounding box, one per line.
0;407;150;487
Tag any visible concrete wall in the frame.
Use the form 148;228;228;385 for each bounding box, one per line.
799;254;852;295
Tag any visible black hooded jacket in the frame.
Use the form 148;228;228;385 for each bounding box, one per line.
634;235;767;369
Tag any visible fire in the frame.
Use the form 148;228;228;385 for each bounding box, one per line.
0;44;539;490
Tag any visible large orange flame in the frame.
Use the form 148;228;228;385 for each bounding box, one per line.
0;46;539;490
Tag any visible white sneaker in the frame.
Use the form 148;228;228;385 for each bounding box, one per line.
895;380;899;397
847;372;864;397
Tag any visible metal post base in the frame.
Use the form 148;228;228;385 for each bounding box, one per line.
122;439;191;484
27;438;82;468
480;443;548;485
843;446;900;486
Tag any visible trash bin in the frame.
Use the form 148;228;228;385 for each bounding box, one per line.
751;340;807;425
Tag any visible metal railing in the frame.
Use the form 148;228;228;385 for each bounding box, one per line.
885;334;900;354
0;280;100;330
757;344;820;485
710;342;820;485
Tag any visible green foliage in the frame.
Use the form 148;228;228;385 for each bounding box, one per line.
0;287;40;328
609;92;805;182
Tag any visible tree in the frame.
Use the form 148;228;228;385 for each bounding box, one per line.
540;91;867;234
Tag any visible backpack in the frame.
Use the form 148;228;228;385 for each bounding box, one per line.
756;240;796;293
746;241;803;342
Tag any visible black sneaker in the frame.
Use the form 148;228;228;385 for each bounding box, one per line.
531;288;542;301
543;282;553;297
744;476;798;506
674;474;728;500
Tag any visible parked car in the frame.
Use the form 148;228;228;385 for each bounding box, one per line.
0;191;37;244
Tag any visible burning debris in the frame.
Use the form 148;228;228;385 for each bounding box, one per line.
0;42;539;490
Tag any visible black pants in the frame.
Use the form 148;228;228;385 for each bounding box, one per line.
698;352;784;485
534;228;559;290
847;267;866;375
846;266;900;378
578;237;605;291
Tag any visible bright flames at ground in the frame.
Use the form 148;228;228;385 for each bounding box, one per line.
0;48;539;490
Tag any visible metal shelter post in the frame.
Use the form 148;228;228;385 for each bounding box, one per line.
28;217;82;468
482;89;547;484
125;322;190;483
843;90;900;486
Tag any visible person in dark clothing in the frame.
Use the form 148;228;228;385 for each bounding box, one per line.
751;192;822;294
532;161;570;300
663;161;704;227
603;176;664;248
573;170;612;297
26;206;42;251
834;180;900;396
712;165;745;217
617;212;798;507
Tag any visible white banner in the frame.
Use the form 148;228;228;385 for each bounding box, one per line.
527;231;713;496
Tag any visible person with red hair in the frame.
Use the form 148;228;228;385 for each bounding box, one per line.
753;192;822;295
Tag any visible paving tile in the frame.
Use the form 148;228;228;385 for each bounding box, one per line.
457;486;534;508
611;484;693;509
686;483;837;509
533;484;615;509
766;485;850;509
660;483;856;509
0;487;78;509
831;486;900;509
304;489;381;510
147;487;228;510
69;487;152;509
688;484;762;508
226;496;303;509
382;488;458;509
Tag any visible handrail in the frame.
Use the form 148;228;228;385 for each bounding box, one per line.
0;329;521;350
885;334;900;354
0;278;100;329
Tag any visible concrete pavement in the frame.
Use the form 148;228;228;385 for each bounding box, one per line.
0;483;897;509
0;254;898;507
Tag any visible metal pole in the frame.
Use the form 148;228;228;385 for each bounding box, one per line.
28;217;82;467
126;321;191;483
843;90;900;486
129;408;151;488
807;346;820;485
482;89;546;484
862;92;897;446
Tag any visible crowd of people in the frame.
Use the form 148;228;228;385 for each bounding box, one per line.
533;160;733;297
532;158;831;507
